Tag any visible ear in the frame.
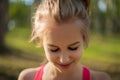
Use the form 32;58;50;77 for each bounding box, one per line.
81;0;90;15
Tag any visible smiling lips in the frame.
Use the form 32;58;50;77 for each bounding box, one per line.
58;63;72;69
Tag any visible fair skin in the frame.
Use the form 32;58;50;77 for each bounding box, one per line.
18;18;111;80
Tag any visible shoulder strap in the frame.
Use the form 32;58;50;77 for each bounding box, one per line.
34;65;45;80
82;66;90;80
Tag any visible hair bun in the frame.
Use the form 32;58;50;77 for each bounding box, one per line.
81;0;90;15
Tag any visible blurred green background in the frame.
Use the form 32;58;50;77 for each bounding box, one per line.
0;0;120;80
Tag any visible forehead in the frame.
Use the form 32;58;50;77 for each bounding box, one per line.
41;18;83;45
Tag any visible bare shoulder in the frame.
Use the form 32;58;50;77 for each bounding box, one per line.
90;70;111;80
18;67;40;80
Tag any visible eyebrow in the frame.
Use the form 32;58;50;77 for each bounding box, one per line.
68;41;80;46
48;41;80;48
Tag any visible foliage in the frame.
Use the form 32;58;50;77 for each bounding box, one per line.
9;2;31;27
90;0;120;35
8;0;120;34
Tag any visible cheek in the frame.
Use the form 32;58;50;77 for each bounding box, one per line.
72;48;83;61
43;45;51;61
44;50;58;62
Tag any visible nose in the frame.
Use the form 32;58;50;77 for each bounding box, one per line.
59;53;70;64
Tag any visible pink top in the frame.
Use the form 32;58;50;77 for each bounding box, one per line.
34;65;90;80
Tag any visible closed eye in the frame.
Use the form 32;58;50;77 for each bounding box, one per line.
50;48;59;52
68;47;79;51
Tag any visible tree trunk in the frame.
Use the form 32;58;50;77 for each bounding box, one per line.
0;0;9;52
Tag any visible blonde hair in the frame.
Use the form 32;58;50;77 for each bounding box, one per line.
31;0;90;48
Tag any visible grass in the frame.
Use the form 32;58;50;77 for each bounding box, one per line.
81;33;120;80
83;35;120;64
5;27;44;54
0;27;120;80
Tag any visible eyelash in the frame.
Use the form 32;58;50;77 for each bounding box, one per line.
68;47;78;51
50;47;78;52
50;48;59;52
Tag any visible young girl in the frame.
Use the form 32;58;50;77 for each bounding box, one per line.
18;0;111;80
